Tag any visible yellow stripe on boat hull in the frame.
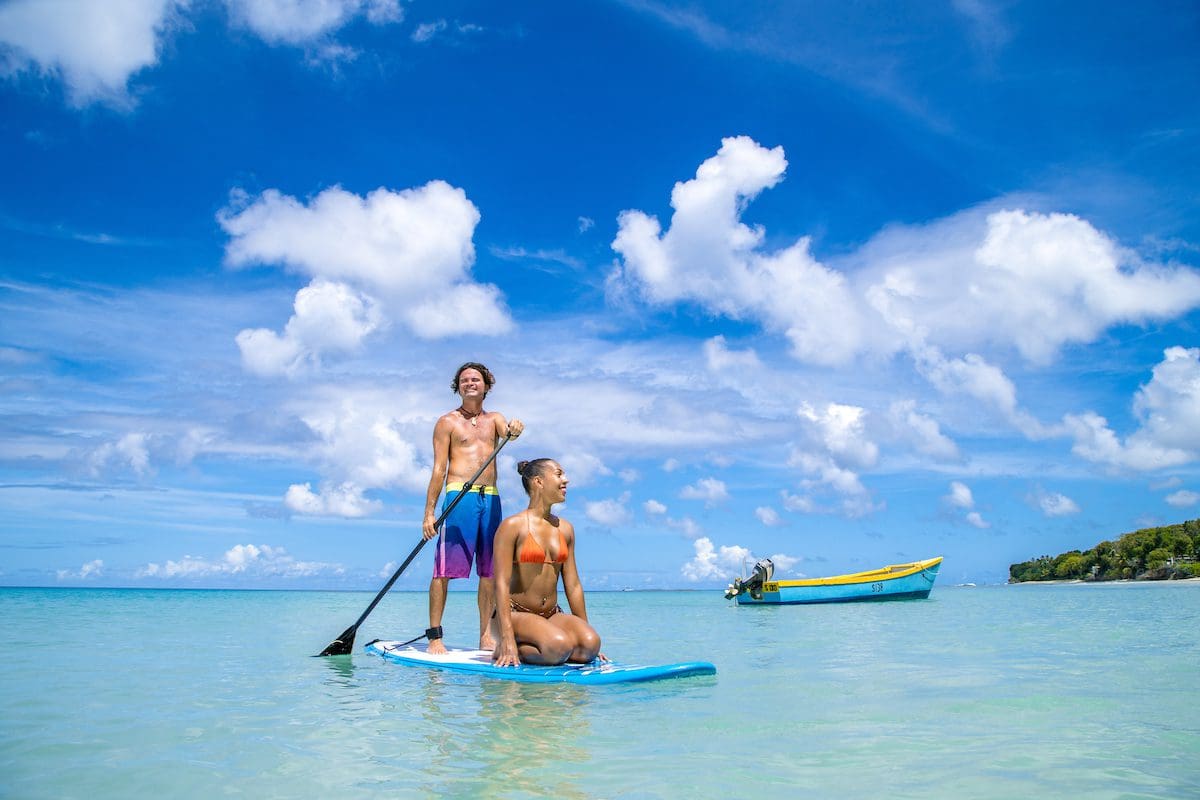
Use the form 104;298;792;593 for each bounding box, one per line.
767;556;944;589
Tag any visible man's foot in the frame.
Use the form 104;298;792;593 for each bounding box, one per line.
479;633;496;651
427;637;447;655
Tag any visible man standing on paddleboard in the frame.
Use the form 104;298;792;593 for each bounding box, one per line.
422;362;523;655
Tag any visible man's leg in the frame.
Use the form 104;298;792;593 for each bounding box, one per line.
428;576;449;655
477;576;496;650
430;489;470;655
477;491;500;651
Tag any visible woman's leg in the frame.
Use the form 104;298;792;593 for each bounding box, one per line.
508;611;574;665
549;614;601;663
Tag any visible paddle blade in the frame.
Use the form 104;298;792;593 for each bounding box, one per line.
316;624;358;657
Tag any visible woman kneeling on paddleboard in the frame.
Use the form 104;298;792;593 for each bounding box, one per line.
491;459;603;666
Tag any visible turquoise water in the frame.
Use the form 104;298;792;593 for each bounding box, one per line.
2;583;1198;799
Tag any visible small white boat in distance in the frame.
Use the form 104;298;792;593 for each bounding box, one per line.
725;557;943;605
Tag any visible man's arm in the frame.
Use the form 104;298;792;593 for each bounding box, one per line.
492;413;524;441
422;417;452;540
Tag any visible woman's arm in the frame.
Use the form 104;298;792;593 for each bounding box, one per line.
491;517;521;666
559;520;588;622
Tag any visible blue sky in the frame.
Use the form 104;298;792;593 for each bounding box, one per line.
2;0;1199;591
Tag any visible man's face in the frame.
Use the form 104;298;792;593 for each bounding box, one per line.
457;368;486;398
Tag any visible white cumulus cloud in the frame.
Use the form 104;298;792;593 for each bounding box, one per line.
946;481;974;509
410;19;446;43
0;1;406;109
1165;490;1200;508
787;402;881;517
799;402;878;469
681;536;751;581
859;206;1200;366
682;537;799;581
236;279;382;376
280;393;427;516
57;559;104;580
703;335;761;371
585;493;633;527
610;137;1200;460
781;490;814;513
139;543;341;578
284;481;381;517
1065;347;1200;470
767;553;801;573
1030;488;1081;517
965;511;990;529
755;506;784;526
679;477;729;506
220;183;511;368
0;0;185;108
945;480;990;527
224;0;402;45
87;432;152;478
612;135;871;366
887;400;959;461
220;183;479;297
666;516;702;538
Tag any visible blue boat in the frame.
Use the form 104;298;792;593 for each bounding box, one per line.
726;556;943;605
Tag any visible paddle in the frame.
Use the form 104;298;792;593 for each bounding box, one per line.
316;434;512;656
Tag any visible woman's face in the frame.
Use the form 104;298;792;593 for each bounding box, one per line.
535;461;569;503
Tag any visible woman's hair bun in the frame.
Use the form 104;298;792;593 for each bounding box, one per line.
516;460;530;475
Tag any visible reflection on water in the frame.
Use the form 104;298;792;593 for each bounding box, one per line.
416;670;592;798
319;654;357;685
316;647;599;799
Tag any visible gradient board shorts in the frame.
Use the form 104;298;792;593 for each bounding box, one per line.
434;484;502;579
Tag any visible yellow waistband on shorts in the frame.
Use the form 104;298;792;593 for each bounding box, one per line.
446;482;498;495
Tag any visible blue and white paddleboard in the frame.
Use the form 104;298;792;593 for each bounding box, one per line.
365;639;716;685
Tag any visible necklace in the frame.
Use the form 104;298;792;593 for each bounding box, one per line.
457;406;483;426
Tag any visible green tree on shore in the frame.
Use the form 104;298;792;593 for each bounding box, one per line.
1009;519;1200;583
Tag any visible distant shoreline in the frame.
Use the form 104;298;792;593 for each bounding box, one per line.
1011;576;1200;585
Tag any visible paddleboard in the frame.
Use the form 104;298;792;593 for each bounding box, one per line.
365;639;716;685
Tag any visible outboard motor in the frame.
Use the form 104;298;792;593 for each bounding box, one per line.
724;558;775;599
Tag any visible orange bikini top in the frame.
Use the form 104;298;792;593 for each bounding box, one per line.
517;516;569;564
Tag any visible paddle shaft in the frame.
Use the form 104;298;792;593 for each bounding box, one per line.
316;435;511;656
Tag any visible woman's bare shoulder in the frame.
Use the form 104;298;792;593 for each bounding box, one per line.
496;512;525;538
